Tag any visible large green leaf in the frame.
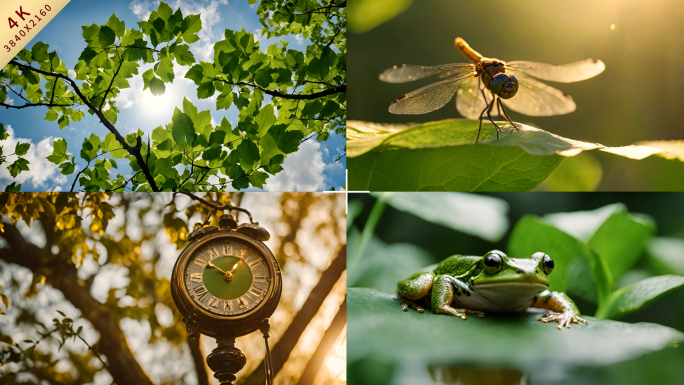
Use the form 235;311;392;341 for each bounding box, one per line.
508;215;613;305
595;275;684;319
348;288;684;372
588;211;656;281
646;237;684;275
348;120;684;191
369;192;509;242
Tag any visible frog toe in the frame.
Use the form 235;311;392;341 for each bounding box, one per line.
398;295;424;313
538;312;588;329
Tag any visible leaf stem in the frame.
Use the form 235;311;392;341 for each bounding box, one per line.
348;194;387;276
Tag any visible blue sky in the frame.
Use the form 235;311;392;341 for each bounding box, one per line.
0;0;346;192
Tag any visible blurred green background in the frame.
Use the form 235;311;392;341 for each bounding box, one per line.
347;192;684;385
348;0;684;191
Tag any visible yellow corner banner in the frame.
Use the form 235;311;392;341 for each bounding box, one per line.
0;0;71;69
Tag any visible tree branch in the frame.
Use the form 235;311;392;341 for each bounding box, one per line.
1;101;76;110
324;22;346;49
187;335;210;385
214;78;345;100
8;60;160;191
0;222;155;385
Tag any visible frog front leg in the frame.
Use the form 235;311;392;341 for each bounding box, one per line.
532;290;588;329
397;272;435;313
431;275;485;320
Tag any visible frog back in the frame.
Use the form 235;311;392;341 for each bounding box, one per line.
434;255;482;279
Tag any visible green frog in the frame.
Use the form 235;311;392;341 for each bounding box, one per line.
397;250;587;329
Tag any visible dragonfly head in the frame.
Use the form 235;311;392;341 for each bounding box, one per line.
490;73;519;99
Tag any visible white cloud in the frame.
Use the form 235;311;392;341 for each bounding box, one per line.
4;97;14;105
294;33;304;45
266;140;326;191
0;126;65;190
129;0;153;20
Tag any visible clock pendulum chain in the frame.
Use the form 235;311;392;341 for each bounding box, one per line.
260;319;274;385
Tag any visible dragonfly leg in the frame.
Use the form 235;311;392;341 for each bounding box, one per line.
486;98;500;139
476;97;493;142
497;98;519;132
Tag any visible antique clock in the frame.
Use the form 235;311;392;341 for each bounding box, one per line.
171;205;282;385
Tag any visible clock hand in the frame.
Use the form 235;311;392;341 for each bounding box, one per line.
207;260;227;274
225;261;240;282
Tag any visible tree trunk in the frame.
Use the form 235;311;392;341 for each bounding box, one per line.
296;297;346;385
0;222;154;385
242;245;346;385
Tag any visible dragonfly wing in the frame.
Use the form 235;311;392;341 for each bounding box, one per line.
507;59;605;83
502;75;576;116
380;64;474;83
456;76;492;119
389;73;475;114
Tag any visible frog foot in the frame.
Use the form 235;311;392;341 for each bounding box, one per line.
435;306;485;320
538;311;588;329
398;295;424;313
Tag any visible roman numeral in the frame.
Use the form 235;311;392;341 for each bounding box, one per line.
223;244;233;256
205;247;219;260
254;273;267;282
238;298;247;309
194;286;209;302
190;273;202;282
248;259;263;270
237;249;247;259
223;300;233;311
249;286;263;297
194;256;207;268
208;297;219;308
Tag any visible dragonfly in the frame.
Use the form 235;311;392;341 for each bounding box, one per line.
380;37;605;141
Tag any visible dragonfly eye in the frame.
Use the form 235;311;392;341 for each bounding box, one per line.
490;74;519;99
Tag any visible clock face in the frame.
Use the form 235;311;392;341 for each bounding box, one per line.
183;237;272;316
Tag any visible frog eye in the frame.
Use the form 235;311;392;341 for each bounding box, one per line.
483;251;504;274
542;255;554;275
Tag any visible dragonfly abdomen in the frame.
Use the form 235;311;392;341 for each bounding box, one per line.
455;37;483;64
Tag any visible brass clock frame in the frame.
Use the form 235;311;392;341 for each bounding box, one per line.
170;212;282;384
171;229;282;338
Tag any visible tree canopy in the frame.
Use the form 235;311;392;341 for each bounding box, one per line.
0;0;346;192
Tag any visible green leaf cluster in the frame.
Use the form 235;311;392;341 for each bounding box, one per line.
0;0;347;191
0;124;30;190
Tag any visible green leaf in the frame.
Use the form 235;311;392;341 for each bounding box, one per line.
349;121;683;189
185;64;204;85
171;108;195;150
31;41;50;62
98;26;116;47
269;124;304;154
348;0;413;33
14;143;30;156
216;91;234;110
596;275;684;319
4;182;21;192
237;139;260;172
148;77;166;96
155;57;175;83
646;238;684;276
171;44;195;66
197;81;215;99
255;104;277;137
8;158;30;177
247;171;269;189
0;124;7;140
508;215;613;305
106;13;126;37
78;48;98;64
181;14;202;44
588;211;655;281
370;192;509;242
348;288;684;372
59;162;75;175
